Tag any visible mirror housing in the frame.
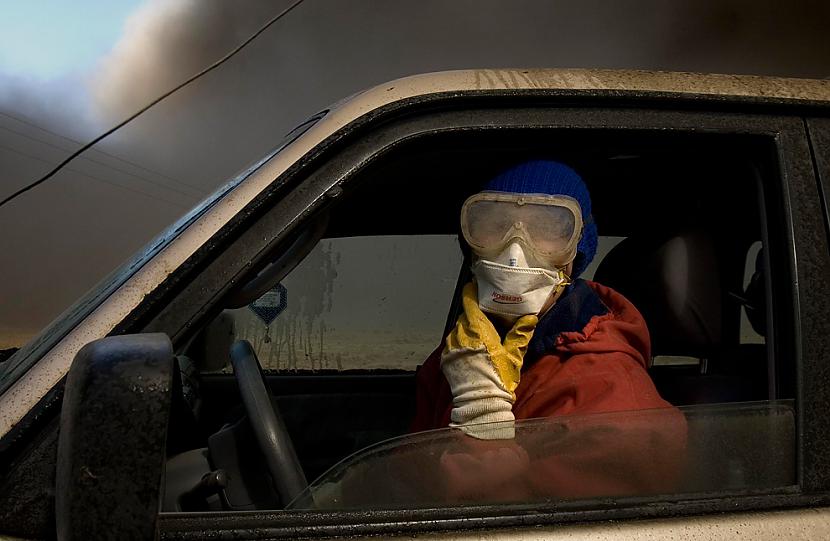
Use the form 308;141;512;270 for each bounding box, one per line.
56;333;173;541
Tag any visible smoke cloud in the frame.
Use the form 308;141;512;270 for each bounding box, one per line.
91;0;280;125
1;0;829;346
90;0;830;126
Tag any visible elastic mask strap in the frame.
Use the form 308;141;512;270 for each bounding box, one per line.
554;268;572;294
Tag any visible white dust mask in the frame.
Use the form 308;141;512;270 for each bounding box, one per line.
472;242;569;320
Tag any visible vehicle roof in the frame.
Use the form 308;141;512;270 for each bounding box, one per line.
310;69;829;173
324;68;830;121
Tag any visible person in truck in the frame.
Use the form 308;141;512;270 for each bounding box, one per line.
411;159;687;502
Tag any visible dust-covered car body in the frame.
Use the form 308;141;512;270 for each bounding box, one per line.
1;69;830;539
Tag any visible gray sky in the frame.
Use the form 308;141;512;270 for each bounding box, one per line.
1;0;829;347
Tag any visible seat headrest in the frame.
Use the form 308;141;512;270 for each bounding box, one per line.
593;231;722;357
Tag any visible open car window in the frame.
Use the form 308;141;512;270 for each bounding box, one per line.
289;401;795;510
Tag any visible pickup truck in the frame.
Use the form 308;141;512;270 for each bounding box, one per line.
1;69;830;540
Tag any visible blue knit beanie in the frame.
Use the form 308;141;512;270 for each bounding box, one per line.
483;160;597;278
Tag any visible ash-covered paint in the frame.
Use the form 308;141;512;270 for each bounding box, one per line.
467;68;830;101
344;507;830;540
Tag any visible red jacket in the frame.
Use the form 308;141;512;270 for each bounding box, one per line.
410;280;688;503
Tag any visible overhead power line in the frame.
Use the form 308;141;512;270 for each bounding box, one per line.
0;122;201;200
0;110;204;194
0;143;189;210
0;0;306;209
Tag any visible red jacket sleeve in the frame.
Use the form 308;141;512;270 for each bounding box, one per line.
410;344;451;433
411;281;688;503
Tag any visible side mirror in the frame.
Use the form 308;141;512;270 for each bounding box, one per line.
56;334;174;541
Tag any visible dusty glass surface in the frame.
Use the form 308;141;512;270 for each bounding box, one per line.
229;235;462;371
288;401;795;510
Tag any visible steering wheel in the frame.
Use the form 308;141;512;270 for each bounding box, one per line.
229;339;309;507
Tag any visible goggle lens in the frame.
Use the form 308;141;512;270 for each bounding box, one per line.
462;196;580;260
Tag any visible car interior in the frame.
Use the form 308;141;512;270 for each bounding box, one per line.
160;128;794;512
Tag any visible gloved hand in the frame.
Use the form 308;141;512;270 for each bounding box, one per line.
441;282;538;439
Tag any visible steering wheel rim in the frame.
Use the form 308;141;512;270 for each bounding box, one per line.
229;339;308;507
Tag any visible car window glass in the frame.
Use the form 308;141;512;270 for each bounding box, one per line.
288;401;795;510
226;235;462;371
0;110;329;392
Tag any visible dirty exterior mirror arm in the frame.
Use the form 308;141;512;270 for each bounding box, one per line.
56;333;174;541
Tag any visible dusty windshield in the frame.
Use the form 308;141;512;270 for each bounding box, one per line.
0;111;326;393
287;401;794;510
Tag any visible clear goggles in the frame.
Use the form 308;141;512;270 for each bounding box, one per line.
460;192;583;266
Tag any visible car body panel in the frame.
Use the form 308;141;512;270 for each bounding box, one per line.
2;69;830;540
157;498;830;540
1;507;825;540
353;507;830;541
